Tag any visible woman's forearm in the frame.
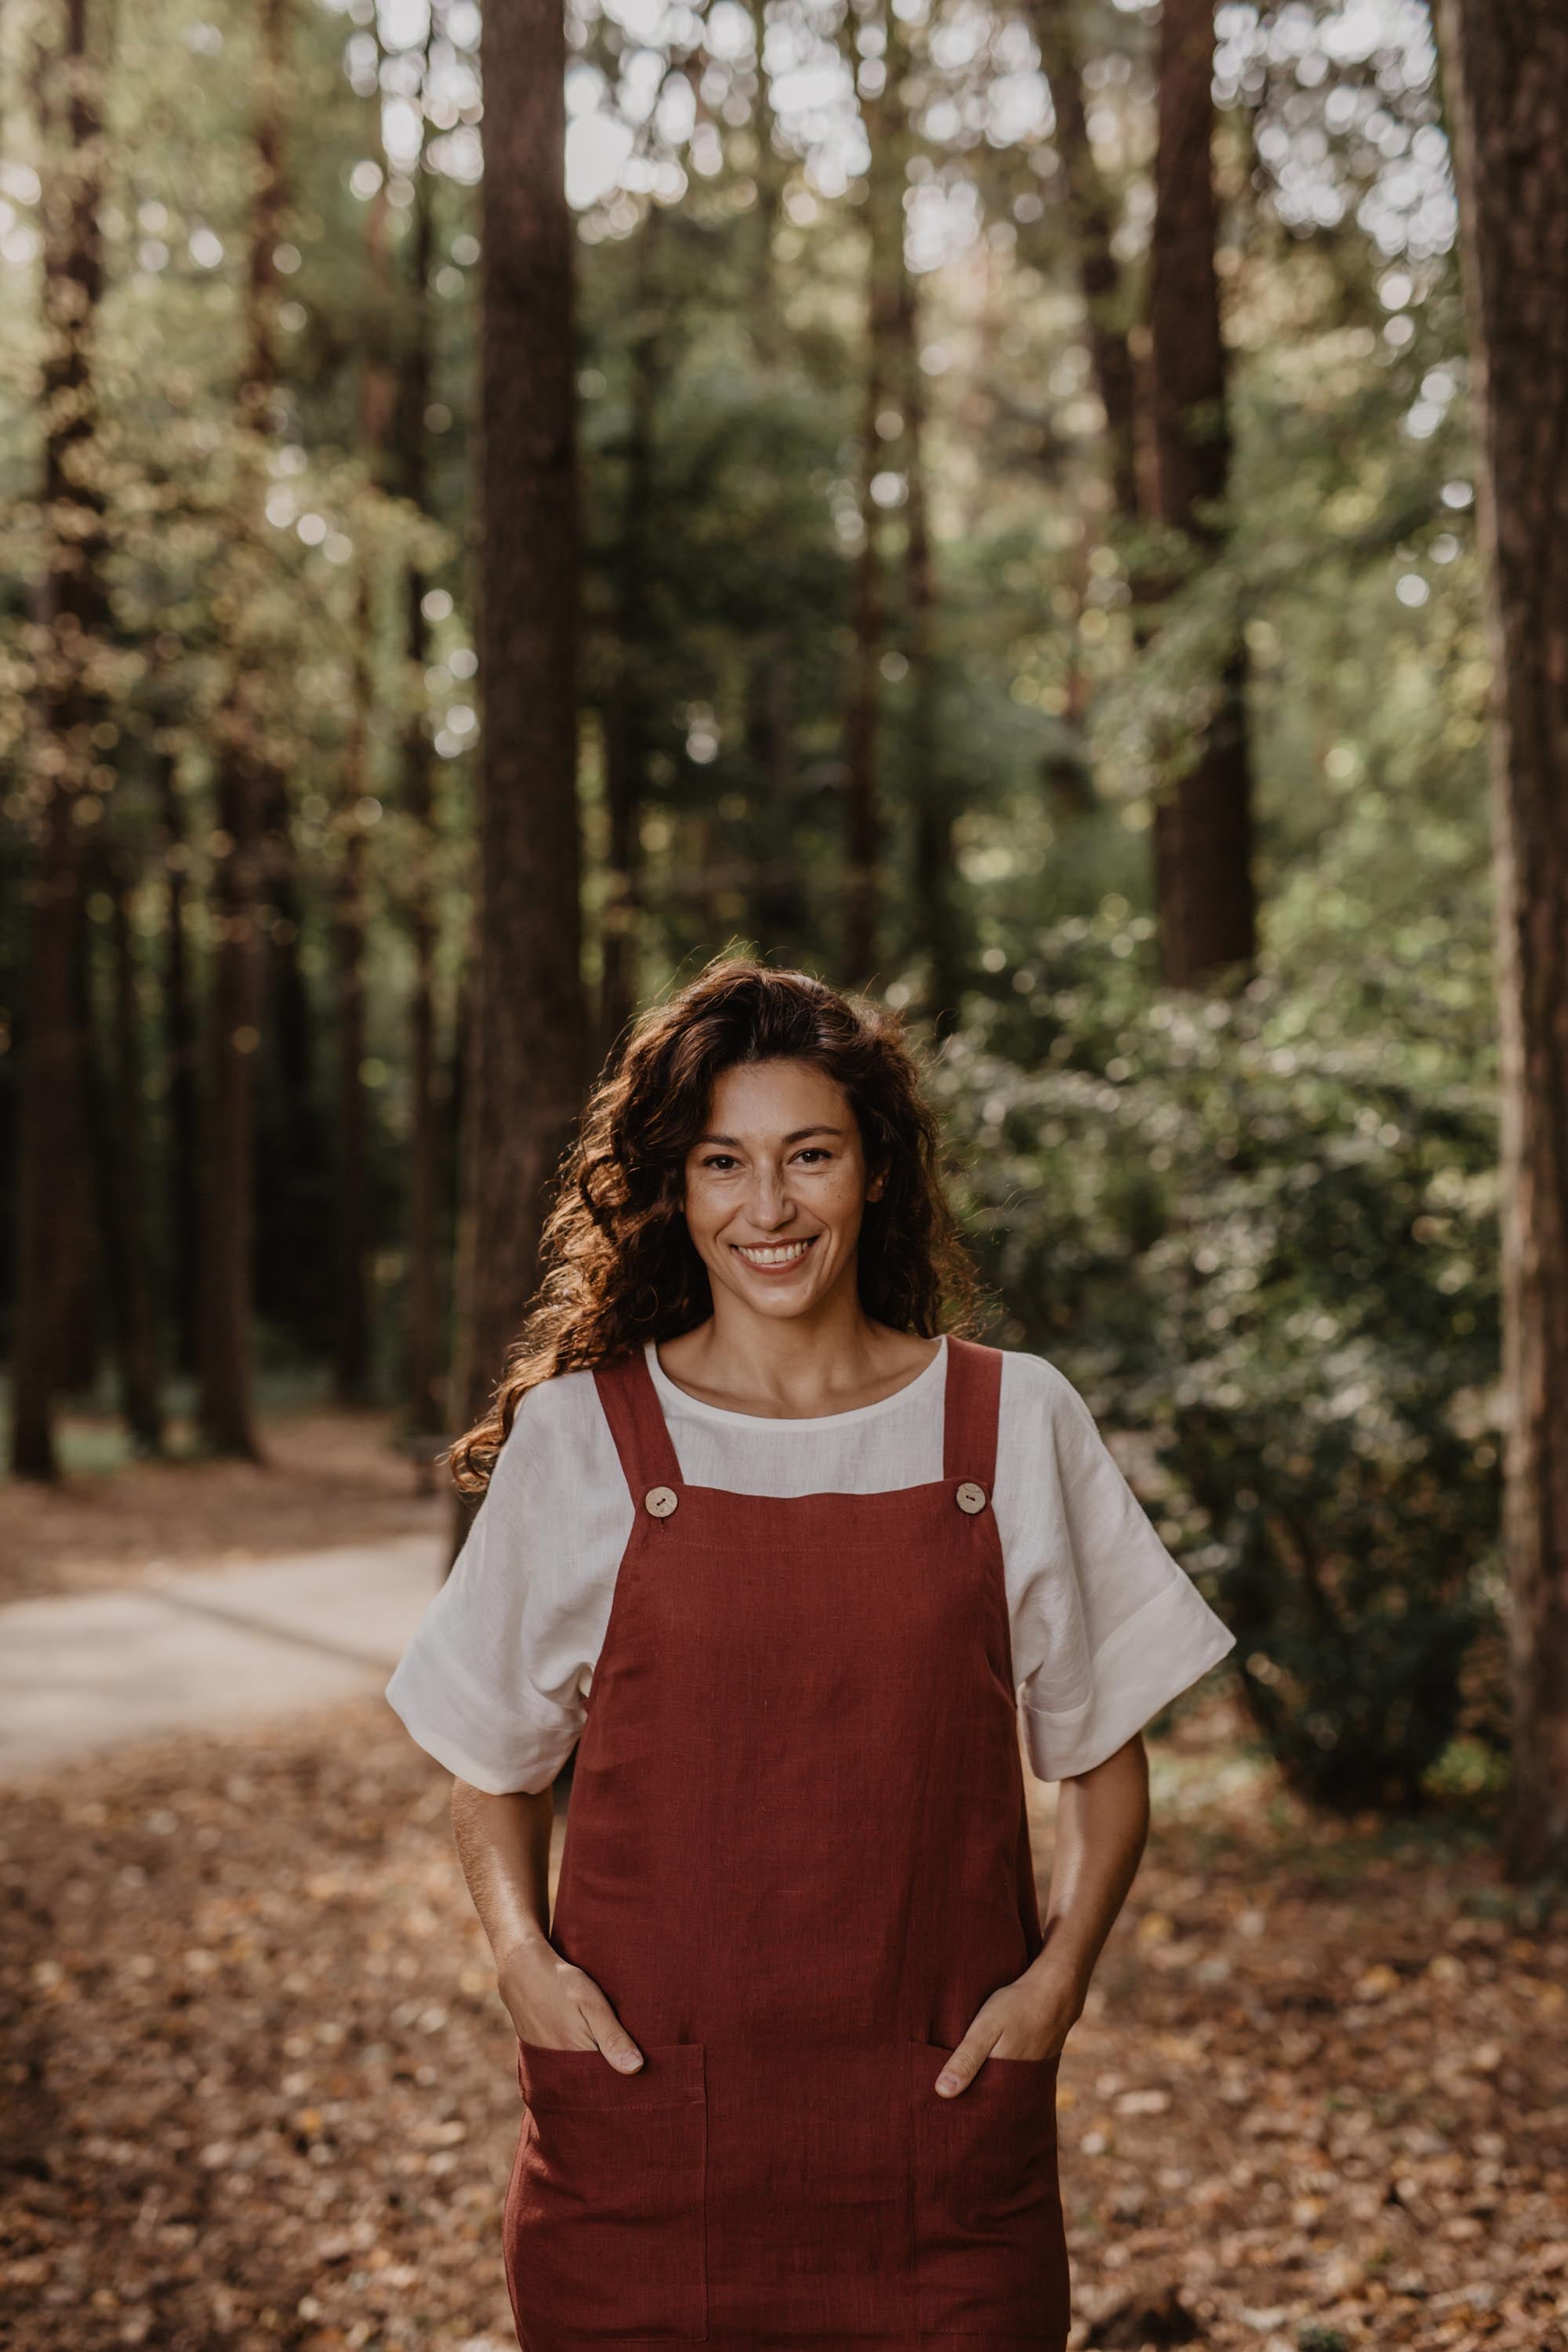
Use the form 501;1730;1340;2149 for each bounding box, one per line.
931;1730;1152;2088
450;1779;556;1970
451;1777;646;2065
1031;1731;1150;1994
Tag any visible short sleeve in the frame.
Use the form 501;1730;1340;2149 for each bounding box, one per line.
384;1371;633;1795
996;1352;1235;1782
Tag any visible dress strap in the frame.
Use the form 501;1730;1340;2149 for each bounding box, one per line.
593;1345;682;1502
941;1335;1002;1489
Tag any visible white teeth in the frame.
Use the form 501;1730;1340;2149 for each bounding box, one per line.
735;1240;813;1266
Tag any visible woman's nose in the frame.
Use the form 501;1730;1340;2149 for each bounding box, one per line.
746;1167;793;1227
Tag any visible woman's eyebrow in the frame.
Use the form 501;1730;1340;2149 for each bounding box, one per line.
693;1124;847;1147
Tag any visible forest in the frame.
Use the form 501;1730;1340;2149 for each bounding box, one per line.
4;1;1568;2345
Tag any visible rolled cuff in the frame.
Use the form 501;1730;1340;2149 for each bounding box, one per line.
384;1650;578;1797
1021;1574;1235;1782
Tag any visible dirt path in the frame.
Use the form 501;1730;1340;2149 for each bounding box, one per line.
2;1705;1563;2352
0;1537;444;1777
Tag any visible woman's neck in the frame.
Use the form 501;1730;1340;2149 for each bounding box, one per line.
655;1302;939;1421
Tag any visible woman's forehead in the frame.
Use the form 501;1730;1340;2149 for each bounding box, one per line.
699;1058;855;1135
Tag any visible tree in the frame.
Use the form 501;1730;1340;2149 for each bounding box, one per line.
1145;0;1254;988
10;0;107;1479
599;207;665;1054
886;21;959;1031
448;0;590;1530
198;0;291;1459
843;13;904;986
1438;0;1568;1879
330;179;397;1410
1029;0;1140;527
395;142;446;1443
82;844;163;1452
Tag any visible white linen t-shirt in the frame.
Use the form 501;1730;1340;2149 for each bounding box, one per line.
385;1337;1235;1796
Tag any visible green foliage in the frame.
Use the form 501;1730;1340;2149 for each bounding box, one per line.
935;916;1502;1809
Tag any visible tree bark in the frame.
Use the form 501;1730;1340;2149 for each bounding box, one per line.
332;571;374;1404
1029;0;1140;524
255;763;321;1352
450;0;590;1537
747;0;786;365
1438;0;1568;1879
155;748;201;1380
895;175;959;1033
81;849;164;1452
844;51;902;988
744;639;807;956
1146;0;1254;988
327;179;398;1408
10;0;107;1479
599;206;663;1056
396;156;446;1439
198;0;288;1458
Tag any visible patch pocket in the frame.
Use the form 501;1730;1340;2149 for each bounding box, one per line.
505;2040;707;2341
906;2041;1069;2342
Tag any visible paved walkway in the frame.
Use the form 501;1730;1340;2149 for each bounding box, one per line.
0;1536;444;1779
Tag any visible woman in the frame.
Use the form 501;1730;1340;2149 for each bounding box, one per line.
387;957;1233;2350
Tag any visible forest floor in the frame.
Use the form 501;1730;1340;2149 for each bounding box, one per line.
2;1701;1564;2352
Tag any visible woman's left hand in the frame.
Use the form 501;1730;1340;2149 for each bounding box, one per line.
934;1958;1086;2097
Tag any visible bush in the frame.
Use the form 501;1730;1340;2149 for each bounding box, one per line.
936;921;1503;1810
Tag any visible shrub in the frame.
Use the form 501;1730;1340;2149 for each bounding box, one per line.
936;924;1503;1809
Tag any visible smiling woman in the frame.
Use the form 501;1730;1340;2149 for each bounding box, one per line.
441;953;975;1483
386;955;1233;2352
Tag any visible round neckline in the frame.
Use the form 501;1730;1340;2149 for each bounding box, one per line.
645;1333;947;1430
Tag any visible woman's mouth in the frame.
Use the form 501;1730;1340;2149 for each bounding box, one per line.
731;1237;818;1271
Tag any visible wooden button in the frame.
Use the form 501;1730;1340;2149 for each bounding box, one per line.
955;1481;988;1515
644;1485;678;1519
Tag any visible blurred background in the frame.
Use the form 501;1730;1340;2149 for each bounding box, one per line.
2;2;1566;2347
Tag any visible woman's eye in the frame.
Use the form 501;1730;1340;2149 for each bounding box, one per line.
795;1149;831;1164
701;1154;739;1171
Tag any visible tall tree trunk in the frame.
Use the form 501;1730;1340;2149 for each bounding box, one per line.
1146;0;1254;988
81;848;163;1452
744;639;807;955
450;0;589;1541
893;140;959;1033
747;0;786;365
198;0;288;1457
328;180;397;1407
397;156;445;1439
255;764;321;1349
1029;0;1140;524
156;749;201;1380
10;0;106;1479
332;571;375;1404
599;207;663;1055
844;50;902;986
739;0;797;959
1438;0;1568;1881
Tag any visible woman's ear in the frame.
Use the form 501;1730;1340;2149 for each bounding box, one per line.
866;1164;888;1203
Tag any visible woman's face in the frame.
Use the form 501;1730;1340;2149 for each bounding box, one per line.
681;1058;883;1325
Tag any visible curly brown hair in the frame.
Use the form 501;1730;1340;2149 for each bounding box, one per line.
447;956;981;1494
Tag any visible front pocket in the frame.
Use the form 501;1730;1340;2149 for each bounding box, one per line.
906;2041;1069;2343
505;2039;707;2342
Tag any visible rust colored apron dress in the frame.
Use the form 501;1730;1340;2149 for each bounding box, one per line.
503;1336;1070;2350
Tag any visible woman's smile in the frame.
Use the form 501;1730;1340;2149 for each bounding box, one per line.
731;1236;819;1272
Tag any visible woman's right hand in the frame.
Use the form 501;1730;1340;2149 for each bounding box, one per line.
496;1940;645;2072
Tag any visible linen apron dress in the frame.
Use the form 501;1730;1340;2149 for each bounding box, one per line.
503;1335;1071;2351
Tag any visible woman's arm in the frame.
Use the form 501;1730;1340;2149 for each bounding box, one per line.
934;1730;1150;2095
450;1779;646;2071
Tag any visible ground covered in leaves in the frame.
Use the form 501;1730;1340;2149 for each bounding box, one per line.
2;1704;1563;2352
